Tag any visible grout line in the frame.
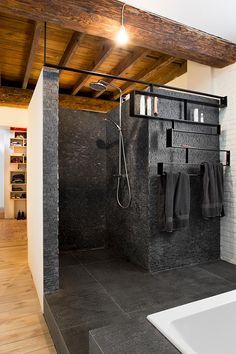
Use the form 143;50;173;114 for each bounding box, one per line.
80;263;130;319
90;334;105;354
196;264;235;284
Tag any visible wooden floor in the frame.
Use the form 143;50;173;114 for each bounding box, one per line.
0;219;56;353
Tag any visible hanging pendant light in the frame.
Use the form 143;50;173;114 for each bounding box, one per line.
116;3;129;45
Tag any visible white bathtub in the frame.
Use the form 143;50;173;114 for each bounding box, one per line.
147;290;236;354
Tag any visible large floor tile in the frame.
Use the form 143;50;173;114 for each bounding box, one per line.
84;259;161;312
71;248;118;265
151;265;236;307
199;260;236;283
86;259;236;313
90;318;179;354
46;286;127;331
59;264;96;292
61;318;127;354
61;325;91;354
59;252;81;268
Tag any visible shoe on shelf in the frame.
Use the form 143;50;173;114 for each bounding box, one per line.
21;212;26;220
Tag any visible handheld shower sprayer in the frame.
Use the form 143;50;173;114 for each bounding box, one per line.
90;80;131;209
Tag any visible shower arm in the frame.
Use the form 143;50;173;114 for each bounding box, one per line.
100;81;123;129
103;82;123;176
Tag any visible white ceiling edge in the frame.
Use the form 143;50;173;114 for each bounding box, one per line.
118;0;236;44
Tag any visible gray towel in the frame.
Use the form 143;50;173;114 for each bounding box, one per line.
202;162;224;218
165;172;190;232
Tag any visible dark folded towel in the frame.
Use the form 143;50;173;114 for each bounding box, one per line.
165;172;190;232
202;162;224;218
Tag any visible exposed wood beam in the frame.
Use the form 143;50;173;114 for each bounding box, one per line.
59;32;85;68
2;0;236;68
93;47;149;98
59;93;118;112
22;21;42;89
0;86;118;113
0;87;32;108
71;39;114;95
113;55;176;100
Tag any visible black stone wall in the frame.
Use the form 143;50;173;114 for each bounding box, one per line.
106;91;220;271
57;89;221;272
43;68;59;293
148;89;220;271
59;109;107;250
106;102;150;269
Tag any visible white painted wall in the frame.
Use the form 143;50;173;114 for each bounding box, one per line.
167;72;188;90
167;61;236;265
0;107;28;128
120;0;236;43
27;71;44;310
168;62;213;93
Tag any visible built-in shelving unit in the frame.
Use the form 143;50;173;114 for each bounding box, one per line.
10;130;27;203
130;89;231;173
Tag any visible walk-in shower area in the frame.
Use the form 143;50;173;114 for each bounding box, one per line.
58;86;225;271
39;64;236;354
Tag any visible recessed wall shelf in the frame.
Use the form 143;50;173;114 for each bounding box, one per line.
166;128;230;166
129;90;225;133
130;89;230;168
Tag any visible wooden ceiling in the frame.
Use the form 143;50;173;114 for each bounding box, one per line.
2;0;236;68
1;0;236;112
0;12;187;111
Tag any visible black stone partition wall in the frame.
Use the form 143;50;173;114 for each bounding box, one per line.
148;89;220;271
106;91;220;271
43;68;59;293
59;109;107;250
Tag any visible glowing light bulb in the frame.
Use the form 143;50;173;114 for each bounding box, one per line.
116;24;128;45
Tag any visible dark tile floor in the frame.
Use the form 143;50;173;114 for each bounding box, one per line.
45;249;236;354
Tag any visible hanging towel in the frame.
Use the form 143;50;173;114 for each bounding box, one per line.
165;172;190;232
202;162;224;218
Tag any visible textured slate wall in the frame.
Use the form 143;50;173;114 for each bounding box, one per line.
43;68;59;293
57;89;221;272
106;102;150;269
148;89;220;271
106;91;220;271
59;109;107;250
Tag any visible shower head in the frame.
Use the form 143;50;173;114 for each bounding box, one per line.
90;80;123;96
90;80;108;92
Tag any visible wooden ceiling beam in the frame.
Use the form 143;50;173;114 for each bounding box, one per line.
0;86;118;113
22;21;42;89
113;55;176;100
59;31;85;68
1;0;236;68
71;39;114;95
93;47;149;98
59;93;118;112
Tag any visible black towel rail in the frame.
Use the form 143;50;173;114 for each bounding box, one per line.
157;162;204;176
157;162;228;176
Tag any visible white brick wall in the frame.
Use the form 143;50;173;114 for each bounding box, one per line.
213;62;236;264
